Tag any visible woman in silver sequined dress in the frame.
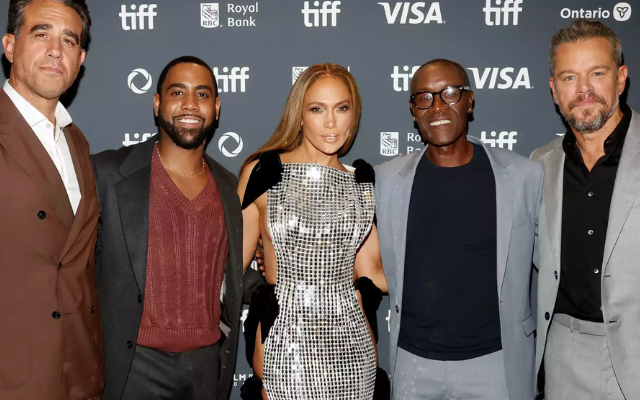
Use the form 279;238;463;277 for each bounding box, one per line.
237;64;387;400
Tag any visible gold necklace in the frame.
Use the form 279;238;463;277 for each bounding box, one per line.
155;142;205;178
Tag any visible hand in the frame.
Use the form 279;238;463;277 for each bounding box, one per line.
256;237;266;277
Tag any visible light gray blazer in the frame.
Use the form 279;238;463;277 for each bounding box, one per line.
375;136;543;399
531;109;640;399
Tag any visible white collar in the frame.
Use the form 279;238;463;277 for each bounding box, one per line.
3;80;73;132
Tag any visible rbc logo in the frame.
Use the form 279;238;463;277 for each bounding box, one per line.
480;131;518;150
483;0;523;26
201;3;220;28
302;1;341;27
380;132;399;156
119;4;158;30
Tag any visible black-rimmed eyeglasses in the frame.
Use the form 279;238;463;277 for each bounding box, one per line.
410;86;471;110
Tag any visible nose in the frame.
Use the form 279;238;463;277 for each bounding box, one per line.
576;74;595;94
324;112;336;129
429;93;448;113
46;38;63;60
181;91;200;111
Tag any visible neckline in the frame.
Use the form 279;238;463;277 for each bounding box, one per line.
282;162;355;175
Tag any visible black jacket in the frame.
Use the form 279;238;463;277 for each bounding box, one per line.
92;139;261;400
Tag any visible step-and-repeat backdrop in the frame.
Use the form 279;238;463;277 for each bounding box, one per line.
2;0;638;398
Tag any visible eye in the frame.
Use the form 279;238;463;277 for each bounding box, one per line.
310;106;322;112
337;105;350;112
198;93;209;98
171;91;183;96
593;71;603;77
564;76;575;81
35;33;47;38
63;38;76;46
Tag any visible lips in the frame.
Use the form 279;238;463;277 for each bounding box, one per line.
40;66;63;74
175;115;203;125
321;134;339;143
429;119;451;126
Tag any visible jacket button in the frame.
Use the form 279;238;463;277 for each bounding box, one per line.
127;341;133;348
554;271;558;279
138;295;143;303
545;312;550;320
395;305;400;313
52;311;61;319
91;305;96;313
37;211;46;220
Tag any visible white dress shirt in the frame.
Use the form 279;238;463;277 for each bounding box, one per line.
4;80;81;214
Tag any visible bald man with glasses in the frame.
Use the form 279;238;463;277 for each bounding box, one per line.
375;58;543;400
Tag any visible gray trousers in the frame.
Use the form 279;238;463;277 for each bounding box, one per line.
392;348;510;400
120;343;220;400
545;314;624;400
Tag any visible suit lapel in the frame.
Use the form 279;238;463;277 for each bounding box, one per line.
59;125;90;261
543;146;565;272
494;164;514;297
470;137;514;298
206;155;242;302
0;90;74;228
603;111;640;272
392;149;425;304
115;140;154;294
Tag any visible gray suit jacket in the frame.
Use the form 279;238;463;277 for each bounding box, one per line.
532;109;640;399
376;136;543;399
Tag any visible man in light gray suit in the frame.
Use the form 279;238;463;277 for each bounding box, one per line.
375;59;543;400
532;19;636;400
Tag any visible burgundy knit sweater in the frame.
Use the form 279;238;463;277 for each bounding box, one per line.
137;152;228;353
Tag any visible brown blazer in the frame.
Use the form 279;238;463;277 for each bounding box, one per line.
0;89;104;400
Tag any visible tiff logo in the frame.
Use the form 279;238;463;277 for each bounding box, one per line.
480;131;517;150
120;4;158;30
483;0;522;26
391;65;420;91
302;1;341;27
213;67;250;93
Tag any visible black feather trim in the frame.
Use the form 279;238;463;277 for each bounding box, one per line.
241;151;283;209
352;159;375;185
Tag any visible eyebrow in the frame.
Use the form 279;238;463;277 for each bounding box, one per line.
167;83;213;92
308;100;351;106
63;29;80;44
29;23;52;33
557;65;611;76
29;24;80;44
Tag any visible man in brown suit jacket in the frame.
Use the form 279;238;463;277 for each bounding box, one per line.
0;1;103;399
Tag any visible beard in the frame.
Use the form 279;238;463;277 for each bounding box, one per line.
157;113;215;150
560;91;619;134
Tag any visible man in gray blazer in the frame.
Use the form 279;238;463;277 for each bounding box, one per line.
376;59;543;400
532;19;636;400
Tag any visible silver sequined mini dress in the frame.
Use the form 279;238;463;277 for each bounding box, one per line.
262;162;377;400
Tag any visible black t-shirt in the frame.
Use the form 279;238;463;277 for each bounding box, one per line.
555;105;632;323
398;143;502;361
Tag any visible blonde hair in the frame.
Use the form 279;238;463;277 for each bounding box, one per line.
241;63;361;172
549;19;622;75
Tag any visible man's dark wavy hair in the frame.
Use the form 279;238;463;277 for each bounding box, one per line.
8;0;91;49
